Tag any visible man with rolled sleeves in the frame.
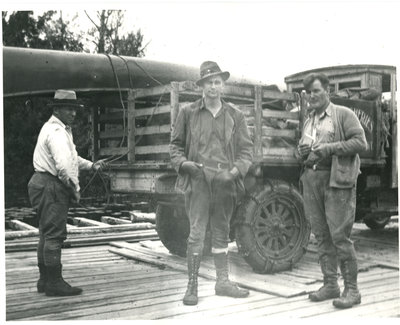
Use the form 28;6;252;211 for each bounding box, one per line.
170;61;253;305
297;73;367;309
28;89;107;296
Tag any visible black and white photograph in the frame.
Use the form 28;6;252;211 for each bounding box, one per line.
1;0;399;321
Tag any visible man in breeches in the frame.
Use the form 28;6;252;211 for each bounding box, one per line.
28;90;107;296
297;73;367;309
170;61;253;305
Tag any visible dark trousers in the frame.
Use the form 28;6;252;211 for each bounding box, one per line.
185;168;237;254
300;169;357;262
28;172;71;266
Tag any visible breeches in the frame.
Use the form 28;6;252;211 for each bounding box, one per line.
185;169;237;254
300;169;357;262
28;172;71;241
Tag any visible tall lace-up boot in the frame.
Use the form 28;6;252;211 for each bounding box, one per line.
183;251;202;305
309;255;340;301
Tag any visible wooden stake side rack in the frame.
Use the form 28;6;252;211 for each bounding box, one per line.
92;81;305;193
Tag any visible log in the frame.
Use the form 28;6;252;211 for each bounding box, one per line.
5;223;155;240
130;211;156;224
72;217;110;227
7;219;37;231
101;216;132;225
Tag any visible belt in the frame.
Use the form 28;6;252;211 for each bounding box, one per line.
200;160;230;171
305;164;331;171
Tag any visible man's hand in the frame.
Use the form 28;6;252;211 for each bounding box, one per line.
312;143;334;159
180;161;203;176
297;143;312;159
71;191;81;204
92;159;108;171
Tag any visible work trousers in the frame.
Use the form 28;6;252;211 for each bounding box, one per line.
300;169;357;262
28;172;71;266
185;168;237;254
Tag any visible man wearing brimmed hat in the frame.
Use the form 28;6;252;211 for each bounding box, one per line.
28;89;107;297
170;61;253;305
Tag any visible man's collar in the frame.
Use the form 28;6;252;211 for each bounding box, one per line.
311;101;332;118
49;115;67;129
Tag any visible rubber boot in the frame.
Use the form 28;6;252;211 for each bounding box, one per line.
309;255;340;302
45;264;83;296
214;252;249;298
37;263;47;293
333;260;361;309
183;252;202;305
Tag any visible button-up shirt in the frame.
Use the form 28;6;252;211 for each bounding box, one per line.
198;100;230;166
301;104;335;167
33;115;93;191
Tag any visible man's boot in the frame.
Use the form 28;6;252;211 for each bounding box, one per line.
309;255;340;302
333;259;361;308
45;264;82;296
183;252;202;305
214;252;249;298
37;263;47;293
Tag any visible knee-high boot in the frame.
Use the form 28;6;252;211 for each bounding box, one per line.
333;259;361;308
309;254;340;301
214;252;249;298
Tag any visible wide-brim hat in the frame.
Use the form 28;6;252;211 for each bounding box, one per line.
195;61;230;86
47;89;84;108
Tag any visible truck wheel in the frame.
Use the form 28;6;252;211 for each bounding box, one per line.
364;213;391;230
155;204;212;257
235;179;310;273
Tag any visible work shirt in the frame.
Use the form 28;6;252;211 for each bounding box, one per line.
301;104;335;168
198;102;230;166
33;115;93;192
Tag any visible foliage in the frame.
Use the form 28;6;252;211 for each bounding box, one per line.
2;11;84;51
85;10;146;56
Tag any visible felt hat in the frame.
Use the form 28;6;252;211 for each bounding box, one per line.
48;89;84;108
196;61;230;86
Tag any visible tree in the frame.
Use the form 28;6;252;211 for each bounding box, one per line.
85;10;146;56
2;11;84;51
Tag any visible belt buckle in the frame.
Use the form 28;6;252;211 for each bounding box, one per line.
312;164;317;171
217;162;222;170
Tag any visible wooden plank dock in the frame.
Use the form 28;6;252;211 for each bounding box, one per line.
5;235;399;320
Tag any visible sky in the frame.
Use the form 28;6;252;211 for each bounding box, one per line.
2;0;400;88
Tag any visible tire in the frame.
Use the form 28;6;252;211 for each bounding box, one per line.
235;179;310;274
364;213;391;230
155;204;212;257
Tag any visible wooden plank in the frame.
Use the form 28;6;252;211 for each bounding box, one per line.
254;85;262;160
99;147;127;157
127;89;136;163
262;147;296;156
262;128;297;138
109;242;320;298
262;89;298;102
99;111;125;123
99;129;126;139
130;211;156;223
135;84;172;99
135;144;170;155
391;72;397;188
134;104;171;117
170;81;180;132
91;106;99;161
263;109;299;120
135;124;170;136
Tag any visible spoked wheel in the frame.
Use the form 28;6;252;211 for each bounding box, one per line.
155;203;212;257
235;179;310;273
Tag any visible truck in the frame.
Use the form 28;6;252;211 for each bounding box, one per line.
3;46;397;273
